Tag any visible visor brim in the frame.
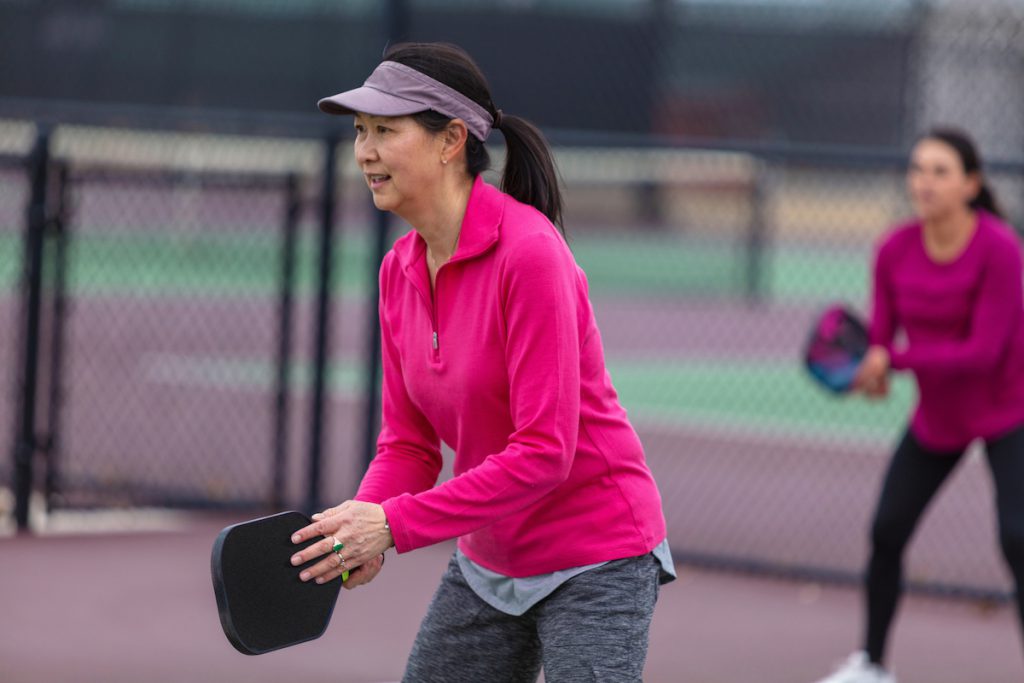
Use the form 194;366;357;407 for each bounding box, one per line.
317;86;429;117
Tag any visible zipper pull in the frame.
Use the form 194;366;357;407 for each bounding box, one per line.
432;331;439;350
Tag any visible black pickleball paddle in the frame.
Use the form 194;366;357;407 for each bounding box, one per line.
211;511;343;655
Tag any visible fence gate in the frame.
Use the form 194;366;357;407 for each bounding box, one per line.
42;161;301;513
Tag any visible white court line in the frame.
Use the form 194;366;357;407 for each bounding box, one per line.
137;351;363;399
0;490;193;537
135;353;985;463
631;409;989;464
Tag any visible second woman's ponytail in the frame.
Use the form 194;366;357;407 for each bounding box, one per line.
971;183;1005;220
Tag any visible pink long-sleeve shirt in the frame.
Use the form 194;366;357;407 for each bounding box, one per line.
355;177;667;577
869;209;1024;450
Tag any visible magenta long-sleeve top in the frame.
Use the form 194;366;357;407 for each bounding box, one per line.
355;177;667;577
869;209;1024;450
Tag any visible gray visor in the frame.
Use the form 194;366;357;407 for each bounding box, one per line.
318;61;495;141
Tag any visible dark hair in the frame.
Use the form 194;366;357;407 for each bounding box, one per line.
383;42;565;233
920;127;1004;219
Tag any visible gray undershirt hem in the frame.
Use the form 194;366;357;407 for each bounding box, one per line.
456;538;676;616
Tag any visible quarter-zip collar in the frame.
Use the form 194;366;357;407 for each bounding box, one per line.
394;175;504;300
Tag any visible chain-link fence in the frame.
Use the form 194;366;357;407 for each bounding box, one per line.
57;167;289;509
2;0;1024;599
0;124;358;522
4;119;1021;598
0;121;35;515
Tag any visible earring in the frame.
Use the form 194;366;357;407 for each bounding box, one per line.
441;157;448;165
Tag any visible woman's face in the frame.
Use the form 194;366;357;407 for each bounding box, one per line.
906;138;980;222
353;113;445;216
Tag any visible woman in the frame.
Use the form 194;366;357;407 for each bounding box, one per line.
287;42;674;682
814;128;1024;683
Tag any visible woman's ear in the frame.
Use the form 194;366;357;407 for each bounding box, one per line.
965;171;983;205
441;119;469;163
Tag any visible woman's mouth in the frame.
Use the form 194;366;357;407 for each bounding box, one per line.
367;173;391;190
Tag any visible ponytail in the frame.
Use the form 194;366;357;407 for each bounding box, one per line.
496;114;564;233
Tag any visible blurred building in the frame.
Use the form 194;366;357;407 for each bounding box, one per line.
0;0;1020;153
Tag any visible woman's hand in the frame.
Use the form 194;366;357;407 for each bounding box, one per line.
289;500;394;589
855;345;891;399
337;552;386;589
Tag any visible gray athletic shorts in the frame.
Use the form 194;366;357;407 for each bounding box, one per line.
402;552;663;683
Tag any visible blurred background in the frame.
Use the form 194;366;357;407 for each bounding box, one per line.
1;1;1023;679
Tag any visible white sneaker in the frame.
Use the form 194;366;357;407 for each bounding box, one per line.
813;652;897;683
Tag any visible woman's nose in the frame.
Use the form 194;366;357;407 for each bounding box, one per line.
355;139;377;165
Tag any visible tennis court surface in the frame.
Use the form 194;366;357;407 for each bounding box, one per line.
1;512;1020;683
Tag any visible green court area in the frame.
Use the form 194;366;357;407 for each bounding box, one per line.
3;228;895;448
573;236;870;303
0;229;872;303
142;352;911;450
609;359;911;447
0;231;366;297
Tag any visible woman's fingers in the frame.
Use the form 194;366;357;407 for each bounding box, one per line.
289;502;390;582
310;553;385;588
854;358;884;392
290;535;343;571
312;500;354;521
861;374;890;399
315;562;350;585
292;501;358;541
291;519;332;545
299;547;350;582
341;565;373;589
340;554;385;590
290;531;376;570
289;532;375;582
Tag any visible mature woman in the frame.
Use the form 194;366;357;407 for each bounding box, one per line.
815;129;1024;683
287;42;674;682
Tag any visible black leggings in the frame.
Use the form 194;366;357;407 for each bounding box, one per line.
864;425;1024;665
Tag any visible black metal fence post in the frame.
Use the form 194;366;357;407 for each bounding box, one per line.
271;173;301;510
355;0;409;483
360;208;390;480
41;161;70;510
304;137;340;515
12;127;51;532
